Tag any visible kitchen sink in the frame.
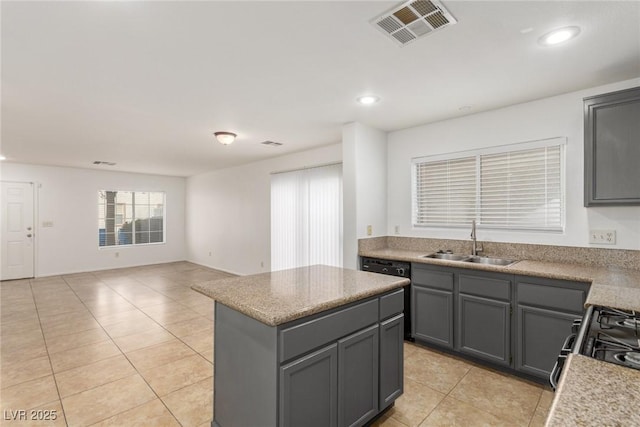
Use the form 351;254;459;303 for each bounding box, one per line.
423;253;517;266
465;256;517;266
423;253;472;261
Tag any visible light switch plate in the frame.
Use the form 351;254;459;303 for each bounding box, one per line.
42;221;54;227
589;229;616;245
366;225;372;236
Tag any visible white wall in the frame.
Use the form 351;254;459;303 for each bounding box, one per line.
387;77;640;250
0;163;186;276
342;122;388;269
186;144;342;276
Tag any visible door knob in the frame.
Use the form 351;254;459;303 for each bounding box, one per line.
27;234;33;238
27;226;32;231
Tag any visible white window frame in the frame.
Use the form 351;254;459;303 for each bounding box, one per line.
412;137;566;232
98;190;166;248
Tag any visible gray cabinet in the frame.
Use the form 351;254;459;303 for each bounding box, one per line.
412;265;454;349
584;86;640;206
379;314;404;409
458;294;511;366
214;289;404;427
338;325;379;427
410;262;590;381
515;276;588;379
457;270;512;366
280;344;338;427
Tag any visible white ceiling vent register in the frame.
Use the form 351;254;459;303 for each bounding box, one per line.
372;0;457;46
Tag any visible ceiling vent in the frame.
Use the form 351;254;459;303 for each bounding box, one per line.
93;160;116;166
261;141;283;147
371;0;457;46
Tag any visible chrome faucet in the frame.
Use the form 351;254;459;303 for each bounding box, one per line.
471;220;483;256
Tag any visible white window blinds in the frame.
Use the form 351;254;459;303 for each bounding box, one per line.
271;163;343;271
413;156;476;226
413;138;564;231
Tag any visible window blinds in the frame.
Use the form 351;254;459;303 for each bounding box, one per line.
271;163;343;271
413;138;564;231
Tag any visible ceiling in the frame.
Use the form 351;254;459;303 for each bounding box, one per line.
2;1;639;177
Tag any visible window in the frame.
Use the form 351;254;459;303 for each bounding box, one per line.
271;163;343;271
98;191;165;247
413;138;564;231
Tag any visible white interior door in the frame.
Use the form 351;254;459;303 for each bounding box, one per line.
1;181;35;280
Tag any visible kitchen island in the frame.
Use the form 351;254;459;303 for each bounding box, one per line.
192;264;410;427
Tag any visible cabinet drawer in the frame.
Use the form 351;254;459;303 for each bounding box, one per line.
517;282;586;314
458;272;511;301
379;288;404;320
280;299;378;362
412;267;454;291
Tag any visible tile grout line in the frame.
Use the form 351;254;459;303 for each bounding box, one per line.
29;277;70;427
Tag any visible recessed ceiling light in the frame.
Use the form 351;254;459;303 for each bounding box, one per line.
0;155;6;161
357;95;380;105
538;26;580;46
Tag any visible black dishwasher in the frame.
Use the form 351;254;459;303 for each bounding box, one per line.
361;257;413;341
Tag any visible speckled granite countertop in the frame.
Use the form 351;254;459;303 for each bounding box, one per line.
191;264;409;326
361;247;640;426
360;248;640;311
545;354;640;427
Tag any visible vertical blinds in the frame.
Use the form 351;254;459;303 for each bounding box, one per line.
271;163;343;271
413;139;564;231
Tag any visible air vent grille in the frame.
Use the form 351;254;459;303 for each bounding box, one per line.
93;161;116;166
261;140;283;147
371;0;457;46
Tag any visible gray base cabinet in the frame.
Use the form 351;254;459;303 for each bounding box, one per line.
280;344;338;427
516;306;577;378
410;263;589;381
379;314;404;408
338;325;379;427
458;294;510;366
213;288;405;427
412;266;455;348
456;271;512;366
515;276;588;379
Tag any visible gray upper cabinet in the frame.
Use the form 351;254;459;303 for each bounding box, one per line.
584;86;640;206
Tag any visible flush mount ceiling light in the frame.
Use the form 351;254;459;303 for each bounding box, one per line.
0;155;6;161
357;95;380;105
538;26;581;46
214;131;237;145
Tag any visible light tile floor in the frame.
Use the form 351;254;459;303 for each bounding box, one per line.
1;262;553;426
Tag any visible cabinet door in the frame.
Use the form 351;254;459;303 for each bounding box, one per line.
338;325;379;427
412;285;454;349
458;294;511;366
584;86;640;206
379;314;404;410
516;305;577;379
280;344;338;427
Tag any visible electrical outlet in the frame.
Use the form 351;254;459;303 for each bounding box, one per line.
394;225;400;235
115;252;120;258
208;251;212;256
366;225;372;236
589;229;616;245
261;261;264;268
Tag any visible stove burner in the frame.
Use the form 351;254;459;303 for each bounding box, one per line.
613;352;640;369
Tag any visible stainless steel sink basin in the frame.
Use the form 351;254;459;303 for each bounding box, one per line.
465;256;517;266
423;253;517;266
424;253;472;261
